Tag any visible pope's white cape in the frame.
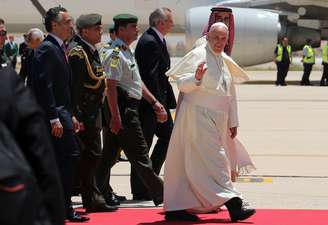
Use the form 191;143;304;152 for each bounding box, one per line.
166;44;249;84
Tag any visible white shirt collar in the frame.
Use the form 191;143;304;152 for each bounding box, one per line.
151;27;165;43
49;33;64;47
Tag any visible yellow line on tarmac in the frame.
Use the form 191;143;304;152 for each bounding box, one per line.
236;177;273;183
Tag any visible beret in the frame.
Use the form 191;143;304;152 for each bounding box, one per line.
76;13;102;29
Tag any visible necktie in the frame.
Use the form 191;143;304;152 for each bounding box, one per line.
94;49;100;59
163;38;167;48
61;43;68;62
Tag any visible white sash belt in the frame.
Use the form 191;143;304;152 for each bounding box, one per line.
183;91;231;113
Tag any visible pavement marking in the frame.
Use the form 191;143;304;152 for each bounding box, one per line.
236;177;273;183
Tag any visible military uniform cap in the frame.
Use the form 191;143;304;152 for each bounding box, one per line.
113;14;138;25
76;13;102;29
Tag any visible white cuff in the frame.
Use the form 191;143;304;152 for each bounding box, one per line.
50;118;60;124
194;77;202;86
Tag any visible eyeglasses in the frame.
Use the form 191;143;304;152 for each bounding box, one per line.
0;30;7;36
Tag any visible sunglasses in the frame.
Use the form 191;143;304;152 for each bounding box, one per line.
0;30;7;36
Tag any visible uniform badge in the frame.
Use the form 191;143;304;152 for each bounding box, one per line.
109;47;120;68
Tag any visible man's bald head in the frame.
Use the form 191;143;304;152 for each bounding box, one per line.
207;22;229;54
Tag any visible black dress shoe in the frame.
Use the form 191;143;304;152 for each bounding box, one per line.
153;195;163;206
165;210;200;221
114;193;127;202
66;211;90;223
225;197;256;222
86;202;118;213
104;193;120;206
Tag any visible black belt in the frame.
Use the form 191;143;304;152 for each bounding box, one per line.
117;87;140;108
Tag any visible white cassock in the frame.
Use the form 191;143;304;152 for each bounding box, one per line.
164;43;255;213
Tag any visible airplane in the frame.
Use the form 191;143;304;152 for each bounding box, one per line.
1;0;328;66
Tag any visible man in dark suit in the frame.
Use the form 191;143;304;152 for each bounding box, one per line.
19;34;29;81
30;7;89;222
4;34;18;69
134;8;176;200
0;21;8;65
1;21;65;225
0;63;65;225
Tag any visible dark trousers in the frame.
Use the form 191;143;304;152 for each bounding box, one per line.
321;63;328;86
301;63;314;85
52;129;79;216
276;62;289;85
97;98;163;200
130;105;173;197
76;112;104;208
11;60;17;70
96;125;120;195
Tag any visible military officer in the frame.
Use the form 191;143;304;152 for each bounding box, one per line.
68;13;117;213
108;24;116;47
96;14;166;206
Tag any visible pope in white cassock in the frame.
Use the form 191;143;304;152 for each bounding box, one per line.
163;22;256;222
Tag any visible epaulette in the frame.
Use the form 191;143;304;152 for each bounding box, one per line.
103;43;111;49
98;43;112;50
68;45;84;59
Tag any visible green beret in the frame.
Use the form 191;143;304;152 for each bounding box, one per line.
108;24;115;33
113;14;138;25
76;13;102;29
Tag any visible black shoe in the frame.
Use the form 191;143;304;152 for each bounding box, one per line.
86;202;118;213
104;192;120;206
165;210;200;221
225;197;256;222
66;211;90;223
114;193;127;202
153;195;163;206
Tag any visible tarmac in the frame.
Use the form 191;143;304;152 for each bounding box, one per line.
74;69;328;210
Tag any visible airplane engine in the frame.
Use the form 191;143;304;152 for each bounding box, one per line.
285;26;321;51
185;6;281;66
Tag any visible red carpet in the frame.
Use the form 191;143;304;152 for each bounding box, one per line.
66;208;328;225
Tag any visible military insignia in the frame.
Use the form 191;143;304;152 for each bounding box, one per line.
110;57;119;68
130;63;136;69
68;45;84;59
96;66;104;73
109;47;120;68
